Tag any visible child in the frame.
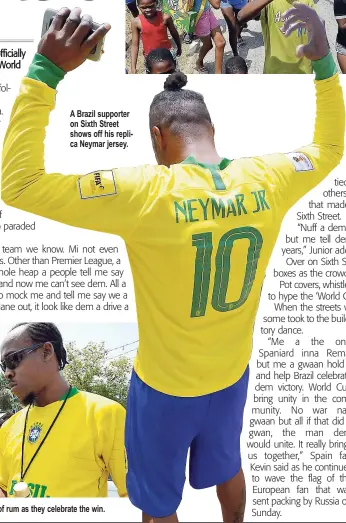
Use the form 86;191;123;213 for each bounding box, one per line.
225;55;248;72
237;0;315;73
146;47;177;73
131;0;182;74
193;0;225;74
220;0;248;57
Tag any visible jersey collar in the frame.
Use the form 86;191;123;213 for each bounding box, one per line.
59;386;79;401
181;155;232;170
29;387;79;410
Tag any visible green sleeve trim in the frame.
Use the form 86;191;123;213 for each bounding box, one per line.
26;53;65;89
312;52;338;81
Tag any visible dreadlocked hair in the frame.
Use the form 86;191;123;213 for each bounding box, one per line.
11;322;68;370
149;72;212;134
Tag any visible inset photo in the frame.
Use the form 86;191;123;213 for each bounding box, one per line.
125;0;336;74
0;322;138;498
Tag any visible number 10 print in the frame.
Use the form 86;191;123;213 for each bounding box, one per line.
190;226;263;317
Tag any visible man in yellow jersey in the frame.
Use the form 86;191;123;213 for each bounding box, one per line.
238;0;315;73
1;5;344;521
0;323;127;498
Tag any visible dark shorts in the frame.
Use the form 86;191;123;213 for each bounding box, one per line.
125;366;249;517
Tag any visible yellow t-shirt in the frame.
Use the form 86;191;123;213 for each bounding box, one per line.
1;74;344;396
261;0;315;74
0;389;127;498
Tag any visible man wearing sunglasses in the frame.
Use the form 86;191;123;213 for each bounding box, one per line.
0;322;128;499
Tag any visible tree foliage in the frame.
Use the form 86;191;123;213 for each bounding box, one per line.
0;373;21;414
63;342;132;407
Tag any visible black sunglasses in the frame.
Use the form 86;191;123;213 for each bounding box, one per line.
0;343;47;373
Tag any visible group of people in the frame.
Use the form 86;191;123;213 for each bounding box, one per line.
127;0;346;74
0;4;344;522
127;0;249;74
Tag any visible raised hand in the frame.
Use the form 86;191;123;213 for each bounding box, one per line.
37;7;111;72
281;2;329;62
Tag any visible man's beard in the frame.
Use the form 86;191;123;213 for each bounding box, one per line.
22;392;36;407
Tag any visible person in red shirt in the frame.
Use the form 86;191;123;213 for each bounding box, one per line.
131;0;182;74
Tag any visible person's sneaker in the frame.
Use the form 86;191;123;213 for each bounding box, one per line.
183;33;193;44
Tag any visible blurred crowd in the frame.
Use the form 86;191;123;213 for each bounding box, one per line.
126;0;342;74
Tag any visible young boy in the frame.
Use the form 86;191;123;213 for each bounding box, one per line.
146;47;177;73
225;54;248;72
131;0;182;74
193;0;226;74
237;0;315;73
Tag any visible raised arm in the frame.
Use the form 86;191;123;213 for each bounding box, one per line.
2;8;151;238
260;3;344;209
283;3;344;166
237;0;273;24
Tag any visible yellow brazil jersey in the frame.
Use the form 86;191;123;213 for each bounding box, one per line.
1;74;344;397
0;388;127;497
261;0;315;74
